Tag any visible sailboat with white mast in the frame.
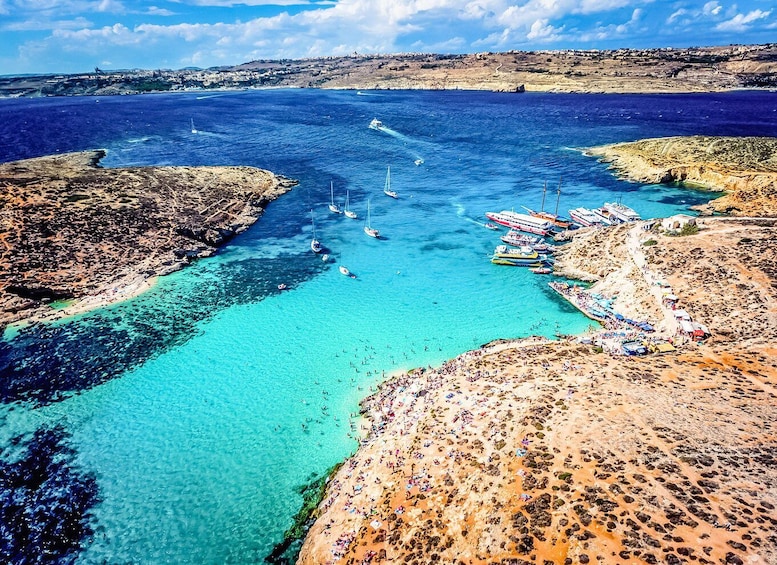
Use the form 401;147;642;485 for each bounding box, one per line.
523;178;572;230
344;189;357;219
328;181;342;214
383;166;398;198
364;199;380;238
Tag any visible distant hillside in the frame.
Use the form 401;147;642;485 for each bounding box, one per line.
1;44;776;98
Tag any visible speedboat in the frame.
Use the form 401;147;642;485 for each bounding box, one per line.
369;118;384;130
484;222;500;231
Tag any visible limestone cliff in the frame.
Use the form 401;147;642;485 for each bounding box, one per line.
0;150;296;325
587;136;777;216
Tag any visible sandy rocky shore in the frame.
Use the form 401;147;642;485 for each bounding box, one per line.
0;150;295;327
297;140;777;564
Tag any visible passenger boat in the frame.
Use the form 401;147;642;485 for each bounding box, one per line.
591;207;615;225
484;211;553;236
328;181;342;214
603;201;641;222
369;118;384;130
491;257;546;267
493;244;540;260
568;207;605;227
383;166;398;198
501;230;541;247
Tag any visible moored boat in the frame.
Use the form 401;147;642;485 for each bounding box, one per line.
310;210;323;253
328;181;342;214
568;207;605;227
603;201;641;222
383;166;398;198
491;256;547;267
344;189;357;219
493;244;540;260
523;179;573;230
485;211;553;236
364;199;380;238
501;230;542;247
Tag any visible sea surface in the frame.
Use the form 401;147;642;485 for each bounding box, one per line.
1;89;776;564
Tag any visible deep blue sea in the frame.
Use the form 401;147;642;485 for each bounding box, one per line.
1;89;776;564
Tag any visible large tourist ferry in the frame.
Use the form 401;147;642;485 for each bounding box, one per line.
568;207;605;227
603;201;641;222
484;211;553;236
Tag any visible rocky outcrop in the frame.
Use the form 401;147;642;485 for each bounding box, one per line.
587;136;777;216
297;217;777;565
0;150;296;325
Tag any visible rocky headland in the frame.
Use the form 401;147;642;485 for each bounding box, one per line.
297;214;777;565
296;134;777;564
587;136;777;217
1;44;776;98
0;150;295;326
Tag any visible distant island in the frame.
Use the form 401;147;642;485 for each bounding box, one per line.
1;44;776;98
0;150;295;326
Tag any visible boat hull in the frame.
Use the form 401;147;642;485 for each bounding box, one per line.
485;211;552;236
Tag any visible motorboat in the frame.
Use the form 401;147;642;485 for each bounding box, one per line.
369;118;384;130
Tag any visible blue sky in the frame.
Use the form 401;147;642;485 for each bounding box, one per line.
0;0;774;75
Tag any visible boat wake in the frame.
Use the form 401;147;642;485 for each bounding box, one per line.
451;200;486;227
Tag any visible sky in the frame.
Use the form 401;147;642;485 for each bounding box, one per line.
0;0;774;75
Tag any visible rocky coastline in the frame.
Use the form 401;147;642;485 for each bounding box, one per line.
295;136;777;564
1;44;776;98
586;136;777;217
0;150;296;327
296;215;777;565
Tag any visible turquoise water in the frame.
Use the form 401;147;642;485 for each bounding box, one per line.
1;89;776;563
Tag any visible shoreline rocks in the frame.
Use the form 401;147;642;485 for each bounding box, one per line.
0;150;296;327
587;136;777;217
297;217;777;564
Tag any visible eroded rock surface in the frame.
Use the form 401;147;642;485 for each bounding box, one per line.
587;136;777;216
0;150;295;325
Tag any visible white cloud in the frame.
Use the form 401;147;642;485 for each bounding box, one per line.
703;1;722;16
526;18;563;41
146;6;176;16
715;8;771;31
3;16;93;31
667;8;687;25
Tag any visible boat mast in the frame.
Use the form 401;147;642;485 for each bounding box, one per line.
554;178;562;217
540;181;547;212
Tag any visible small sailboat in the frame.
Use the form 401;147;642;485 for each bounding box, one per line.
383;166;398;198
328;181;342;214
344;189;357;219
190;118;198;134
310;209;323;253
364;199;380;239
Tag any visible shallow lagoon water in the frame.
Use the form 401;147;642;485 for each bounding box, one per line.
1;89;776;563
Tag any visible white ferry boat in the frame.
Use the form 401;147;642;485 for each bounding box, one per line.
484;211;553;236
603;201;641;222
568;207;604;227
